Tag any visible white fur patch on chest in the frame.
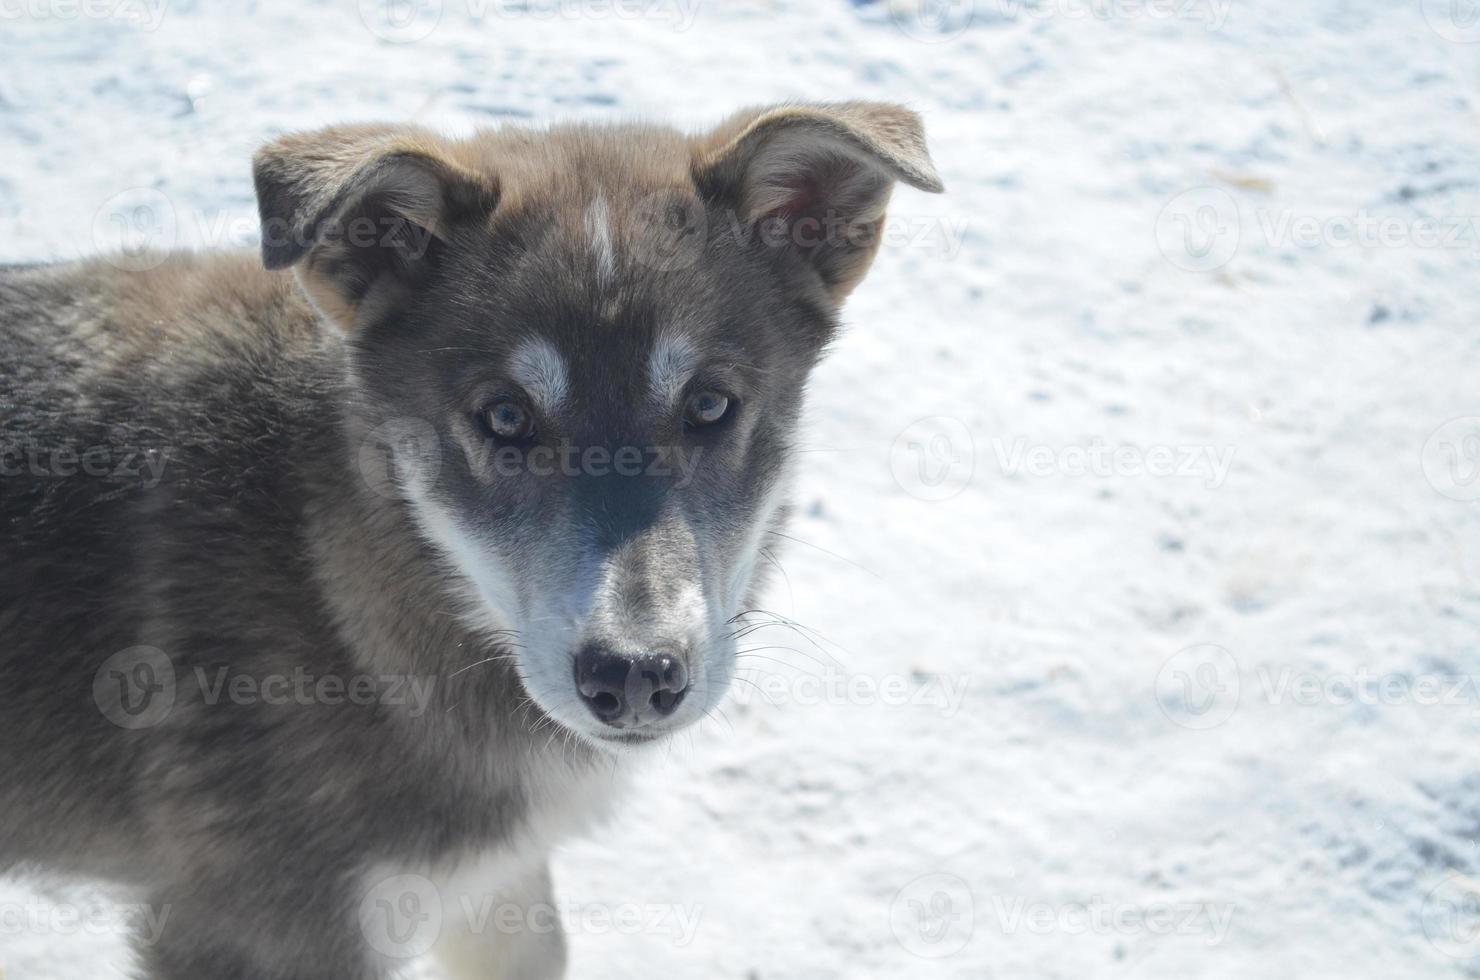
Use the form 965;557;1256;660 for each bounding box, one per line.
363;763;623;936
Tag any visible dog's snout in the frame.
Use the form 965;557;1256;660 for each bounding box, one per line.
574;645;689;729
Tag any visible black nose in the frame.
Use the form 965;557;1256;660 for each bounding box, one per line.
574;645;689;729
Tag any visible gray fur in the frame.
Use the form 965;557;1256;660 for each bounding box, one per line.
0;104;939;978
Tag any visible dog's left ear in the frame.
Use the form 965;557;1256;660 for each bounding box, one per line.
253;124;497;330
693;102;944;303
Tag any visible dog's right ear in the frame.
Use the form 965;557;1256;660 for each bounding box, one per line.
253;124;497;330
693;102;943;304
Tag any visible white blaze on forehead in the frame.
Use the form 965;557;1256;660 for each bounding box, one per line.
648;332;699;408
585;192;616;287
509;337;570;414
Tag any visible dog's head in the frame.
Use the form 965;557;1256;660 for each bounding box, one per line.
253;104;941;749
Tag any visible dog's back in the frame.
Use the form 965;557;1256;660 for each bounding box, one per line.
0;255;339;876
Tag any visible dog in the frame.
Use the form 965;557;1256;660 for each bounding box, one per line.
0;102;941;978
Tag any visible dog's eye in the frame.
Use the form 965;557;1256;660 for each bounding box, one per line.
481;399;536;441
685;390;732;428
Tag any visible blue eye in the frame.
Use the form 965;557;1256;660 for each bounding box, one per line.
685;390;733;427
482;399;535;441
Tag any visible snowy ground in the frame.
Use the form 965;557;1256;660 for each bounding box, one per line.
4;0;1480;977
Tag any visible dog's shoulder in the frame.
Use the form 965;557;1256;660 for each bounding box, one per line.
2;251;318;380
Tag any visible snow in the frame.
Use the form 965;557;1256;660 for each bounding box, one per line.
3;0;1480;977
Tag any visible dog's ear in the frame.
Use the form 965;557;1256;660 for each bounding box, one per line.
693;102;943;303
253;124;497;330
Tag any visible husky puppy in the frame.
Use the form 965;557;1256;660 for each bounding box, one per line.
0;103;940;979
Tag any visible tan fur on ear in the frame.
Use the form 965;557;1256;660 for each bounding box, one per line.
693;102;944;303
695;102;944;202
252;124;498;329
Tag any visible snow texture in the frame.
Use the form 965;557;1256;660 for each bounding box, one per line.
3;0;1480;977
